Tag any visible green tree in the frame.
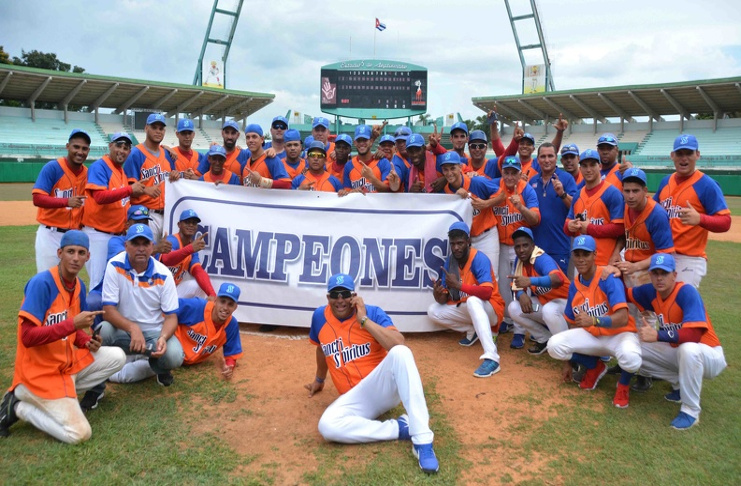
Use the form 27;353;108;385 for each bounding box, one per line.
418;113;431;126
473;115;491;140
0;46;10;65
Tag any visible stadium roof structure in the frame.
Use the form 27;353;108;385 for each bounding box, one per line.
0;64;274;121
472;77;741;126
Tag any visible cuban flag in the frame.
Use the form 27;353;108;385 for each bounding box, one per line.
375;18;386;31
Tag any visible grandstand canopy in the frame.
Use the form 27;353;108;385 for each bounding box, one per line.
472;77;741;125
0;64;274;121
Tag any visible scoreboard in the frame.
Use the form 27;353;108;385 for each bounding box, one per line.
320;60;428;119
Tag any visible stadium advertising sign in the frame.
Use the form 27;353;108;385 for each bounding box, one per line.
165;180;470;332
320;59;428;119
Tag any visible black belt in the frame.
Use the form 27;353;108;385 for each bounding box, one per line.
152;210;164;215
86;226;124;236
45;226;70;233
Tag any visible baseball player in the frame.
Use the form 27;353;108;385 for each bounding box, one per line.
196;120;251;181
394;134;438;193
0;231;125;442
168;118;205;179
281;129;306;179
378;134;396;160
427;222;506;377
560;144;583;186
498;131;541;181
530;142;578;274
547;235;641;409
124;113;178;242
306;273;439;474
199;145;241;185
32;129;90;273
311;117;336;156
564;149;625;267
158;209;213;299
82;132;147;289
343;125;397;193
392;126;412;170
174;283;244;379
292;141;343;192
463;130;502;179
507;227;570;355
491;156;541;347
596;133;625;190
241;124;292;189
99;224;183;387
263;115;289;160
628;254;726;429
654;134;731;288
327;133;352;184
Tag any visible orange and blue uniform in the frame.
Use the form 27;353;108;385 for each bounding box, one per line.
174;298;243;365
168;147;205;177
83;155;129;234
124;144;174;211
442;248;505;320
292;172;343;192
32;157;87;230
343;156;392;193
601;163;623;190
564;269;636;336
566;182;624;265
283;158;307;180
242;152;291;187
519;253;570;305
197;147;251;182
161;233;203;286
492;179;540;245
623;198;674;263
443;177;500;237
199;169;241;185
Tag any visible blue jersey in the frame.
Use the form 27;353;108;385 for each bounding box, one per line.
531;169;578;256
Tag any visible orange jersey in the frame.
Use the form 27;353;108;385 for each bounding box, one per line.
564;267;636;337
343;156;391;193
623;198;674;263
567;182;624;265
492;179;540;245
283;158;307;180
520;253;570;304
12;267;93;399
83;155;129;234
124;144;173;210
292;171;343;192
443;176;499;237
309;304;395;395
175;298;244;365
442;248;506;323
328;160;348;184
602;164;623;190
242;152;291;187
200;169;240;185
32;157;87;229
162;233;201;285
172;147;202;176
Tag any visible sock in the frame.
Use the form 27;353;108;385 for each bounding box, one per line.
571;353;599;370
619;370;634;386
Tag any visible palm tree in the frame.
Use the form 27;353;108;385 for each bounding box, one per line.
418;113;431;126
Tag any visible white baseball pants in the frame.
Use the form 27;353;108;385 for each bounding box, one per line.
82;226;114;289
35;224;64;273
427;297;500;363
508;297;568;344
674;254;706;289
471;227;500;278
547;328;642;373
497;243;517;327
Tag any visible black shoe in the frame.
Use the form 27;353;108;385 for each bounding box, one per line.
156;372;174;387
259;324;278;332
80;390;105;413
572;364;586;384
631;376;653;392
606;364;623;375
0;391;20;437
527;340;549;355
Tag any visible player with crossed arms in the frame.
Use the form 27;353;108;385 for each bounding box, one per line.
305;274;439;474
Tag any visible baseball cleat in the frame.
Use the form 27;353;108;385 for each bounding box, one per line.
527;340;549;355
606;364;623;375
498;321;511;334
670;412;698;430
572;364;586;384
397;415;411;441
510;334;526;349
579;361;607;390
0;391;20;437
412;443;439;474
631;376;653;392
664;389;681;403
473;359;500;378
156;372;174;387
80;390;105;413
458;332;479;347
613;383;630;408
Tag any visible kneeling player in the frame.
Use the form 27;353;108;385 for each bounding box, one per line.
628;254;726;430
306;274;439;474
547;236;641;408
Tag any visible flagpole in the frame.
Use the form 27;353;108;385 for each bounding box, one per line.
374;26;376;59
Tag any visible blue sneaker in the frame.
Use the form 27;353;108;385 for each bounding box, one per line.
510;334;525;349
412;443;439;474
397;414;411;441
670;412;698;430
499;321;511;334
473;359;500;378
664;389;681;403
458;332;479;347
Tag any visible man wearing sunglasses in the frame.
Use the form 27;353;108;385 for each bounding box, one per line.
263;115;289;161
306;274;439;474
292;141;343;192
464;130;501;179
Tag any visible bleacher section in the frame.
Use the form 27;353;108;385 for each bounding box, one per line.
636;128;741;158
0;116;109;159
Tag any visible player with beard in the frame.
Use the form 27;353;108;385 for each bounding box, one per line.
343;125;398;193
197;120;251;181
281;129;306;180
560;144;583;186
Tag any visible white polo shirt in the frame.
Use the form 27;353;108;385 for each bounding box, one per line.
102;252;179;333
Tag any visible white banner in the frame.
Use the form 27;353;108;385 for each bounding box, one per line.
164;180;472;332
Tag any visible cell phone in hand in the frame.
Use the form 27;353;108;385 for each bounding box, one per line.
487;112;498;124
143;342;156;356
575;214;586;221
92;326;100;338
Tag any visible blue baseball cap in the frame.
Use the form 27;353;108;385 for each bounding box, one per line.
207;144;227;158
520;132;535;144
127;205;150;221
622;167;647;186
354;125;371;141
379;134;395;145
439;151;462;165
561;143;579;156
146;113;167;126
407;133;425;148
284;129;301;143
312;117;330;129
450;121;469;135
179;209;201;222
110;132;132;144
307;140;327;154
245;124;263;136
327;273;355;292
335;134;352;146
448;221;470;236
177;119;195;133
303;135;315;147
126;223;154;242
394;126;412;142
469;130;487;143
69;128;91;144
217;282;241;302
597;133;618;147
60;230;89;249
572;235;596;252
223;120;240;132
502;156;522;171
513;227;534;241
674;134;699;152
579;149;600;163
649;253;676;272
271;116;289;128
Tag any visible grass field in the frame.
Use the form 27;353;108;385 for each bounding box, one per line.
0;226;739;485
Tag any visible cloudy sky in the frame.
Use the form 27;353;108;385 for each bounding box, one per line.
2;0;740;128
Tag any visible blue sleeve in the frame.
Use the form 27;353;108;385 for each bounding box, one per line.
377;159;391;181
197;156;211;176
566;193;578;219
20;273;54;324
697;175;729;215
106;237;126;262
266;156;290;180
469;177;499;199
484;159;501;179
560;170;578;196
227;173;240;185
237;150;252;174
309;306;326;343
628;284;656;312
33;161;63;193
470;251;494;284
604;185;625;220
291;175;304;189
168;235;181;251
79;280;88;312
123;149;145;180
441;256;451;287
647;206;674;251
330;176;343;192
175;298;206;325
188;250;201;270
522;183;539;208
368;305;394;328
87;160;112;187
222;316;243;357
675;285;708;324
564;283;577;321
533;254;559;276
343;163;354;189
653;175;670;202
598;275;628;308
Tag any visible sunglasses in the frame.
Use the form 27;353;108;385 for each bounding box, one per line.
328;290;353;299
114;141;132;148
469;143;487;150
272;124;287;130
308;152;326;159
